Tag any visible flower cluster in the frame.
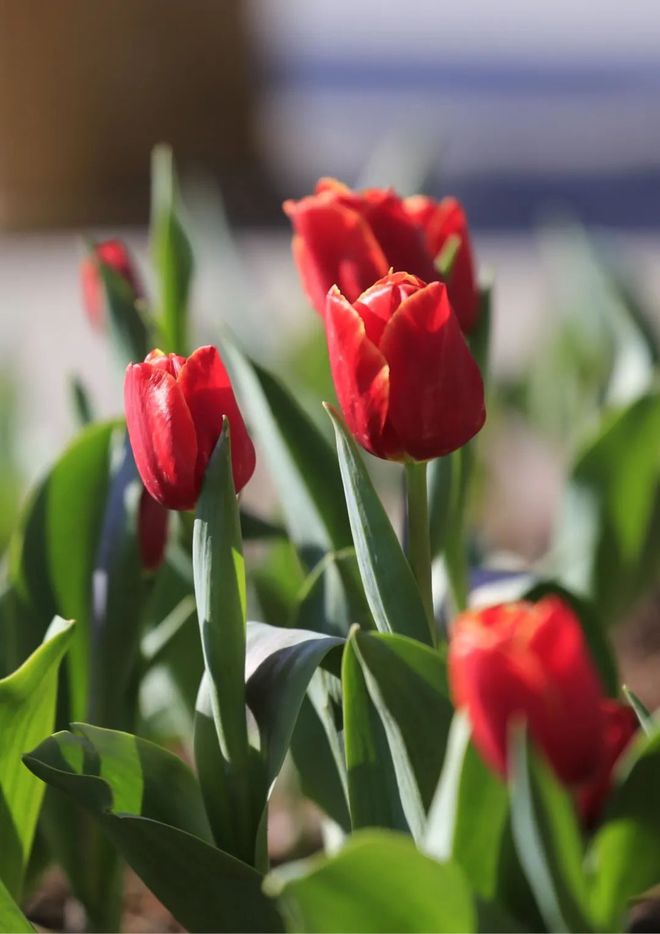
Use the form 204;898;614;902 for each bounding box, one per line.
104;177;637;829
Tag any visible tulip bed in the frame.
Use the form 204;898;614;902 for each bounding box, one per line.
1;148;659;934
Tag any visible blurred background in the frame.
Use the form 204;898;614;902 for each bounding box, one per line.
1;0;659;622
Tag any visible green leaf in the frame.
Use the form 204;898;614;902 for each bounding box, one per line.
150;144;193;355
623;686;654;735
425;712;508;900
589;732;660;931
290;672;350;831
266;830;476;933
326;405;430;643
69;373;95;428
24;725;281;933
97;256;150;366
25;723;211;840
508;728;592;933
87;437;146;730
345;630;453;841
342;634;408;833
222;338;367;634
192;421;257;863
0;617;75;898
193;419;248;762
469;283;492;381
551;390;660;623
9;421;118;720
245;621;343;784
0;875;33;932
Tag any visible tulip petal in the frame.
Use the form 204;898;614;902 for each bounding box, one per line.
325;288;402;460
405;196;478;333
360;190;440;285
177;345;256;494
283;195;389;315
124;363;198;510
380;282;485;461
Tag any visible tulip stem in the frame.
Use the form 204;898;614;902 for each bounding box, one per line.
405;460;436;646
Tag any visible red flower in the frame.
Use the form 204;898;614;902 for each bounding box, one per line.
448;597;606;784
124;345;255;510
325;271;485;461
283;178;479;333
577;700;637;826
81;239;141;329
137;487;169;571
404;196;479;334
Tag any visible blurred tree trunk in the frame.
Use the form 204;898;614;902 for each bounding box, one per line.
0;0;266;228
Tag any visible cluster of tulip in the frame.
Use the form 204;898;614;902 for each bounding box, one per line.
85;178;636;826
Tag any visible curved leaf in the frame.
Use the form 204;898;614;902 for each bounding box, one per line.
344;630;453;840
266;830;475;934
0;618;75;898
326;406;430;643
24;725;281;932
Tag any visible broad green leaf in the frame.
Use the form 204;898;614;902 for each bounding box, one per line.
150;144;193;355
25;724;211;841
346;630;453;840
0;875;33;932
194;676;267;868
342;635;408;833
290;672;350;831
266;830;476;933
0;618;75;898
193;420;248;762
326;406;430;643
551;390;660;623
47;421;118;719
193;422;257;863
10;420;118;720
87;437;146;730
98;256;150;366
425;712;508;899
245;621;343;784
222;338;367;634
508;729;592;933
589;732;660;931
24;725;281;933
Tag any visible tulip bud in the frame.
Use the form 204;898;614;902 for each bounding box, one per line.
137;487;169;571
81;239;141;329
448;597;606;785
578;700;637;826
325;271;485;462
283;178;478;333
404;196;479;334
124;345;255;511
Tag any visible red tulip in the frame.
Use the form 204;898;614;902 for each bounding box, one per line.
448;597;606;785
81;239;141;329
124;345;255;510
283;178;479;333
577;700;637;826
137;487;169;571
404;195;479;334
325;271;485;461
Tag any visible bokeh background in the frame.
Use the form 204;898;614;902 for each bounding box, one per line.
1;0;659;667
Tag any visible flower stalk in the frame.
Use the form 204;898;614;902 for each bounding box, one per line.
405;460;436;646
